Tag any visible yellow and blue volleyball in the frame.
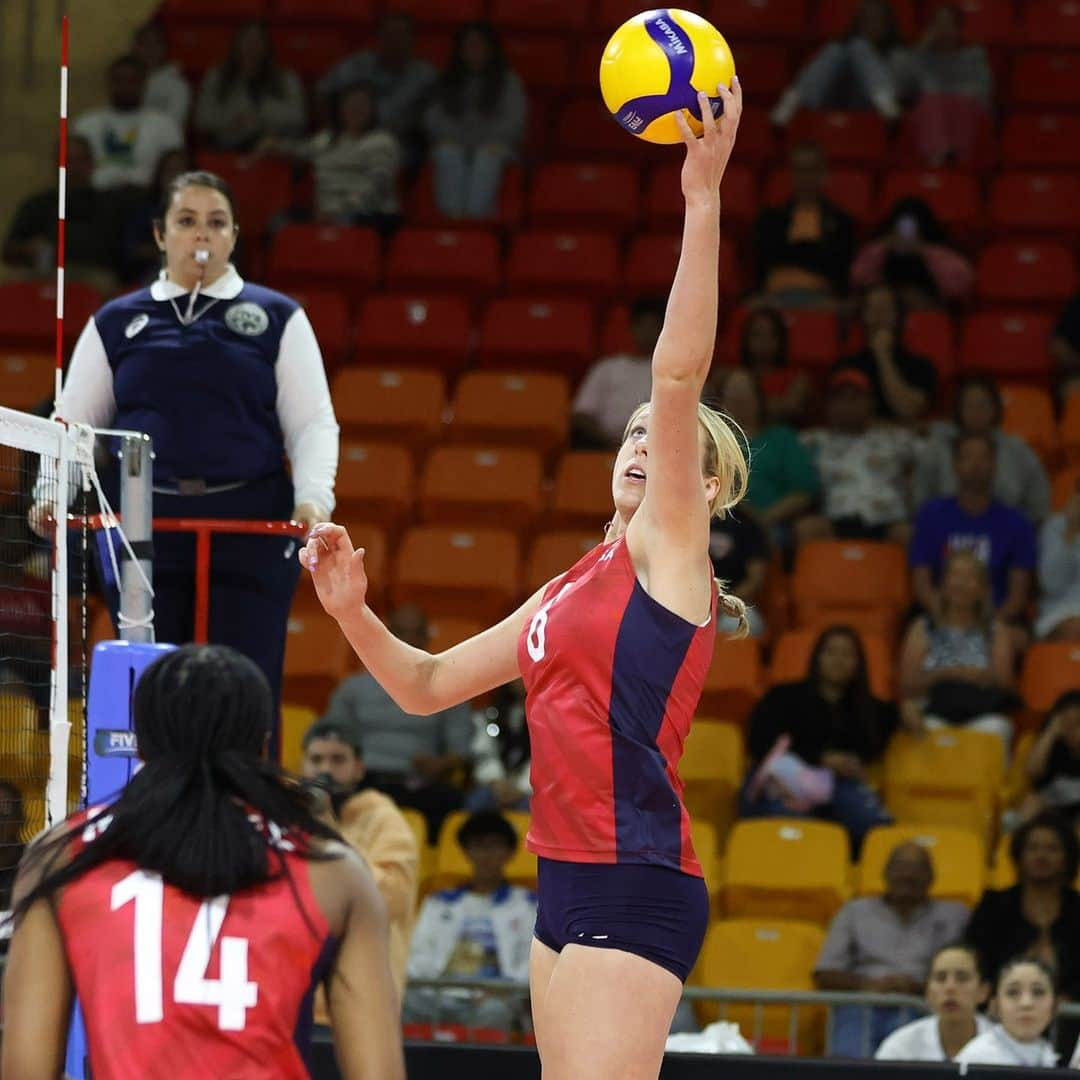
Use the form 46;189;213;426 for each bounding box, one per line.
599;9;736;144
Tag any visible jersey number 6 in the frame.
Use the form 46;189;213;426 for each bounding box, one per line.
526;583;573;662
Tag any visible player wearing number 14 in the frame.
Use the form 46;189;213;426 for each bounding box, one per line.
2;646;404;1080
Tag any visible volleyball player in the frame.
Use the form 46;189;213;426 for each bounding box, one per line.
2;645;404;1080
301;79;744;1079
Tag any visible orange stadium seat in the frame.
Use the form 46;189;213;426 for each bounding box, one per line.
876;170;982;232
679;721;744;852
1001;112;1080;170
958;312;1053;381
426;616;484;656
419;446;543;532
698;636;765;722
1020;642;1080;713
1021;1;1080;47
717;0;810;39
1053;463;1080;509
385;228;500;298
527;162;640;232
391;526;520;623
504;231;620;301
765;166;873;225
787;111;888;166
976;242;1077;309
645;162;757;231
331;367;445;450
1060;394;1080;464
549;451;614;530
988;173;1080;238
1010;51;1080;108
0;353;53;410
287;289;351;368
525;531;599;594
475;298;594;377
0;281;100;350
502;35;572;98
194;153;292;238
768;628;894;700
334;442;415;534
267;224;381;293
1000;384;1057;464
281;614;352;713
338;522;388;613
857;824;986;907
445;371;569;455
354;293;472;375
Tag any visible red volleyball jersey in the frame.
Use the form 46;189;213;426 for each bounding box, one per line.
56;814;335;1080
518;537;716;876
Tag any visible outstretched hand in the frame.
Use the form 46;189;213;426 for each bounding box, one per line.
299;522;369;622
675;76;742;205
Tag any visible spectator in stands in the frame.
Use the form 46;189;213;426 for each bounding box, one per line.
131;18;191;129
875;944;991;1061
741;625;895;850
910;432;1037;626
894;4;994;168
317;13;437;154
118;146;192;284
965;812;1080;1003
815;841;971;1058
898;549;1018;751
301;719;418;999
832;284;938;422
73;55;184;191
319;604;471;842
916;375;1051;525
571;298;664;449
259;81;402;233
1037;472;1080;640
850;197;974;310
719;368;818;545
423;21;527;220
467;680;531;811
954;958;1060;1067
752;140;856;309
709;507;770;638
798;367;918;546
738;307;812;425
194;22;307;152
0;780;25;912
403;811;534;1034
771;0;906;125
2;135;124;292
1051;291;1080;407
1020;691;1080;833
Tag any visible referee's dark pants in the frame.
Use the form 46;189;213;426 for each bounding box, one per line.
102;470;300;758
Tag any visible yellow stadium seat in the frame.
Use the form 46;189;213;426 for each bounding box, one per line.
400;807;434;892
695;917;826;1054
857;824;986;907
0;693;48;782
680;721;744;851
991;832;1016;890
280;704;318;775
724;819;850;926
690;820;722;906
1001;731;1036;811
430;809;537;894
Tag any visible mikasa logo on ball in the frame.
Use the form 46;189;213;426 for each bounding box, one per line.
225;302;269;336
653;16;688;55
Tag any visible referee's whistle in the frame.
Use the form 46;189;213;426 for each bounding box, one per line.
194;249;210;264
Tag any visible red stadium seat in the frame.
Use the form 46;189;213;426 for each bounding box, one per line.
959;312;1053;381
287;290;351;368
194;153;293;238
0;281;101;351
716;0;810;40
645;162;756;231
527;162;640;232
765;166;873;225
1000;384;1057;465
786;112;888;167
729;106;777;168
167;23;231;78
1000;113;1080;170
476;299;595;377
383;0;483;26
491;0;589;30
502;35;572;97
731;43;794;105
876;171;982;231
623;233;741;301
407;163;524;228
784;310;842;369
385;228;500;298
1058;394;1080;465
953;0;1015;45
975;243;1077;309
903;311;956;380
269;26;359;80
1021;1;1080;47
160;0;266;15
267;225;380;293
554;97;653;164
274;0;375;19
988;173;1080;238
354;294;472;374
1010;52;1080;108
816;0;918;39
504;231;620;301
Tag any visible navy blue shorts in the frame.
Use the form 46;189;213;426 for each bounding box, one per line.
533;858;709;983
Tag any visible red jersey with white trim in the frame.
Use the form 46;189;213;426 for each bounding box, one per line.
56;813;335;1080
518;537;716;875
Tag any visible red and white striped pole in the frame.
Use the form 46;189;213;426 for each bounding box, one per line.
55;14;69;412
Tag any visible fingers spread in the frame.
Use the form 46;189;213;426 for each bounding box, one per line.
673;107;694;146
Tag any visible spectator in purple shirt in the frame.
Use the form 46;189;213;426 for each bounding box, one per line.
909;431;1036;628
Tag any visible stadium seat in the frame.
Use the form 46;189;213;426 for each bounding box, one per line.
786;111;888;167
524;531;597;593
724;819;850;926
958;312;1053;381
287;289;352;368
1001;730;1037;811
0;281;100;351
729;42;794;105
553;97;654;164
765;166;873;225
1010;51;1080;108
549;451;616;529
446;371;569;455
504;231;620;301
475;298;595;377
988;173;1080;238
528;162;640;232
280;704;317;774
354;294;472;375
695;918;826;1052
282;614;352;713
768;628;894;700
1053;463;1080;509
501;34;572;98
430;809;537;893
1057;392;1080;464
857;824;986;907
818;0;918;35
267;224;380;293
0;693;46;780
991;832;1016;890
391;526;520;623
624;232;741;302
426;616;484;654
976;242;1077;310
1020;642;1080;713
698;636;765;722
339;522;389;614
716;0;810;39
160;0;266;13
791;541;909;635
407;162;524;228
679;721;744;852
385;228;500;298
331;367;445;451
334;442;415;534
419;446;544;532
491;0;589;29
783;309;842;369
1000;384;1057;464
691;820;723;904
876;170;982;232
401;807;434;887
193;153;292;238
952;0;1015;45
0;352;53;410
1021;1;1080;47
274;0;374;19
645;161;757;232
1001;112;1080;170
383;0;483;25
903;310;956;380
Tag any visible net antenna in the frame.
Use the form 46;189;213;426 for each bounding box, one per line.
54;14;68;411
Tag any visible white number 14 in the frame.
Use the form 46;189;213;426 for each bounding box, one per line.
110;869;258;1030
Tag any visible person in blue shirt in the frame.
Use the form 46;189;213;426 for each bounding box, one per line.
909;431;1036;627
36;170;339;743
